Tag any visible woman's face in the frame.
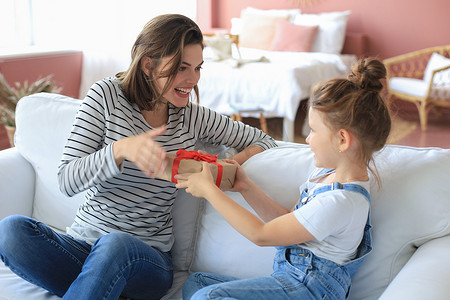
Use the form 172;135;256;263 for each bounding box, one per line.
154;43;203;107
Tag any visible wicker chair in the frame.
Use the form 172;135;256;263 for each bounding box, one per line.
384;45;450;131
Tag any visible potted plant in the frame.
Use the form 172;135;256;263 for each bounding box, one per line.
0;73;61;146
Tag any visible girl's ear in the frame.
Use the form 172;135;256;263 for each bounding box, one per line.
338;129;352;152
141;56;152;76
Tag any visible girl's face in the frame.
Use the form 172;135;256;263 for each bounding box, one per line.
306;108;340;169
155;43;203;107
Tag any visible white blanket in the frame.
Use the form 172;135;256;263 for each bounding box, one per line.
198;47;356;122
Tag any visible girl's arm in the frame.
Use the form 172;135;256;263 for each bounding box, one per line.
175;163;314;246
225;160;289;222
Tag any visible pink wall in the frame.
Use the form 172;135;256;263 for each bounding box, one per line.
197;0;450;59
0;51;83;99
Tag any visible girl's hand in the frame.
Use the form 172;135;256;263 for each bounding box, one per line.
175;162;218;198
113;125;167;177
223;159;251;193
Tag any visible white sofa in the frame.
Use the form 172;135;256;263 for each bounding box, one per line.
1;93;450;300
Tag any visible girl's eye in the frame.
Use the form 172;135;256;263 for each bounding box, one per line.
179;67;186;71
195;66;203;71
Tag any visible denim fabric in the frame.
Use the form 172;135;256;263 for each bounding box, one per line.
183;179;372;300
183;247;350;300
0;215;173;300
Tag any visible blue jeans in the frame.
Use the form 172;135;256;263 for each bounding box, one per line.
0;215;173;300
183;247;352;300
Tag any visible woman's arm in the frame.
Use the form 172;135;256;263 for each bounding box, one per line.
193;105;277;164
228;145;263;165
58;81;119;196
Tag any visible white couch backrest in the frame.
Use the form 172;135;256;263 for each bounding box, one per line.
189;143;450;300
12;93;450;300
15;93;85;232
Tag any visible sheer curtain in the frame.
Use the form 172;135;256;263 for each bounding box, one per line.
0;0;197;98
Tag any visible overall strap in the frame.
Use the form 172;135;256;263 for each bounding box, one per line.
299;178;371;225
311;183;370;203
310;183;371;226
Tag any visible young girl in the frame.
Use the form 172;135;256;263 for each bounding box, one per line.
0;14;276;300
176;58;391;300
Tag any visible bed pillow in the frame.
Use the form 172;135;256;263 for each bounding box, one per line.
231;7;301;36
239;12;289;50
269;20;318;52
423;52;450;84
237;7;301;50
293;10;351;54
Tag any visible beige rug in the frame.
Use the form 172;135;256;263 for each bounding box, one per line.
387;116;418;144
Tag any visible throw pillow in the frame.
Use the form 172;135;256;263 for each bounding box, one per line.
423;52;450;84
293;10;351;54
239;9;290;50
269;20;318;52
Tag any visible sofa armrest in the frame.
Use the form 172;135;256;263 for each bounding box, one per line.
0;147;35;220
379;235;450;299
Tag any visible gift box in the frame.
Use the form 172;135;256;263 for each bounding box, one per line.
157;149;237;189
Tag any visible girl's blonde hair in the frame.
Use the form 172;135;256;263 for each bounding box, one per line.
310;58;391;185
116;14;203;111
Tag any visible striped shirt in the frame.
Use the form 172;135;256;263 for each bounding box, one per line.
58;78;277;251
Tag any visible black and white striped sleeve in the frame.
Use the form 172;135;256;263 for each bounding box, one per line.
189;104;277;151
57;81;121;197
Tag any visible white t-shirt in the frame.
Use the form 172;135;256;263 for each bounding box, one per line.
293;171;370;265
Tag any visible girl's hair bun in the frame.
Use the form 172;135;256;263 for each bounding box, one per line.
347;58;386;92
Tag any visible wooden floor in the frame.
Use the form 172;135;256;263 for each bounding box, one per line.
1;100;449;151
387;101;450;148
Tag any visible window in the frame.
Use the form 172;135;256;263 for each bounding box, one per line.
0;0;197;55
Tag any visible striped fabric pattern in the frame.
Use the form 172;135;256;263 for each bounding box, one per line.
58;78;276;251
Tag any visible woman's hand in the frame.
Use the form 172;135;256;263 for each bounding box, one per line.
175;162;218;198
113;125;167;177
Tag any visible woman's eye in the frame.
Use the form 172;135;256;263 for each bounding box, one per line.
195;66;203;71
179;67;186;71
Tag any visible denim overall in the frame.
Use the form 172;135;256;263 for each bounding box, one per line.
272;170;372;299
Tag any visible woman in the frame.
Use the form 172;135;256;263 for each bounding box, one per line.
0;14;276;300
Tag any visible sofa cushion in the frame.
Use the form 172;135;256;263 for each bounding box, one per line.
351;145;450;299
389;77;428;97
191;143;315;277
190;143;450;300
15;93;85;232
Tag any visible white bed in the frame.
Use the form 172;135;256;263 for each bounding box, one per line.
198;46;356;141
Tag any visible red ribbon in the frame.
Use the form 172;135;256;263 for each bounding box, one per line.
171;149;223;187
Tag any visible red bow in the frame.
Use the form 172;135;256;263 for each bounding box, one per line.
171;149;223;187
